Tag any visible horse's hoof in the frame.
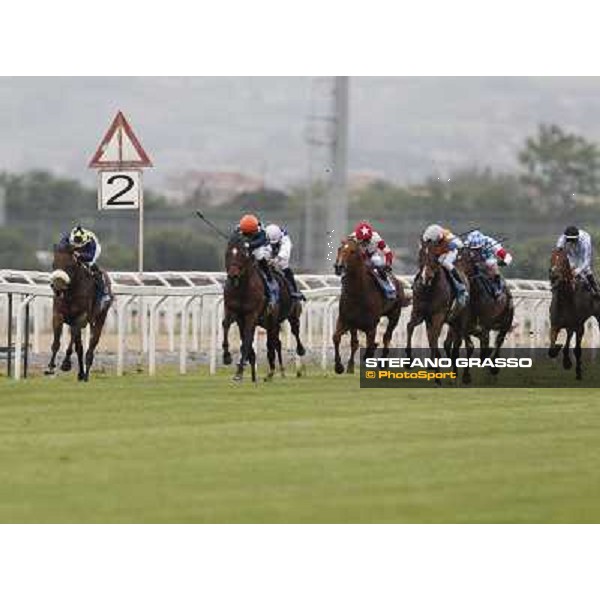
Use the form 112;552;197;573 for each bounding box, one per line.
280;371;286;378
563;359;573;370
489;366;500;376
346;364;354;374
44;368;55;376
297;345;306;357
77;373;88;382
334;363;345;375
232;374;243;383
576;372;583;381
296;370;303;378
60;360;72;372
223;353;232;365
548;345;561;358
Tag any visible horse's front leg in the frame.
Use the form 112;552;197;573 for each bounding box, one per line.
463;334;475;385
548;325;562;358
333;317;348;374
72;325;85;382
427;313;444;385
84;310;109;382
234;318;255;382
346;328;359;374
45;313;64;375
222;312;234;365
563;329;573;370
288;308;306;357
382;308;401;359
574;324;584;380
405;310;423;360
60;337;74;372
264;329;277;381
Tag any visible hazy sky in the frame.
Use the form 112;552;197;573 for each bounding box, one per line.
1;77;600;190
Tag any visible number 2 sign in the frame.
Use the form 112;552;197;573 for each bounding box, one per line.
98;170;142;210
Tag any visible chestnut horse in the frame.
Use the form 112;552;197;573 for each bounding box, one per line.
222;235;304;382
406;241;470;382
332;237;408;374
44;245;112;381
548;247;600;380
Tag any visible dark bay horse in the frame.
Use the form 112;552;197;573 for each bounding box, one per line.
44;245;112;381
332;237;408;374
222;235;305;382
459;247;514;379
548;248;600;380
405;242;470;381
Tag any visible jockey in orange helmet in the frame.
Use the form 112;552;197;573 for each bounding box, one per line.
234;214;277;306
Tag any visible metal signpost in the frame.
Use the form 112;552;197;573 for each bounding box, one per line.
89;111;153;273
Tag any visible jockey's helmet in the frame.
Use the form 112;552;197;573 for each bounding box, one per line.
69;225;92;248
467;230;485;248
564;225;579;241
266;223;283;243
422;224;444;243
354;221;373;241
239;214;260;235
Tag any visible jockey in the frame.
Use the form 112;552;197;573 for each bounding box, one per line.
235;213;277;307
421;224;468;306
58;225;111;310
265;223;305;301
349;221;396;298
556;225;600;297
463;229;513;297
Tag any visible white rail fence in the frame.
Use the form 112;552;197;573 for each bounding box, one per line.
1;270;592;380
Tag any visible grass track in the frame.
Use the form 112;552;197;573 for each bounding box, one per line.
1;370;600;523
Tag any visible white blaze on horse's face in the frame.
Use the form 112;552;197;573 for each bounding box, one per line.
231;247;238;256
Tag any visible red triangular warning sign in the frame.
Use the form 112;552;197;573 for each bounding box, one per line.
89;111;153;168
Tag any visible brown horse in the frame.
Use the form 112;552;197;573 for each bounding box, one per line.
405;241;469;381
222;235;304;382
548;248;600;380
458;247;514;379
44;245;112;381
332;237;407;374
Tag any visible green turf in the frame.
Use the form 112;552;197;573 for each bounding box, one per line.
1;369;600;523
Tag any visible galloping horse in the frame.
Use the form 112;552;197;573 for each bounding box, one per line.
405;241;469;380
332;237;408;374
222;235;305;382
548;248;600;380
44;244;112;381
459;246;514;379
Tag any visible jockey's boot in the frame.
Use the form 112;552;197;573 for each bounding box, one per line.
450;267;469;306
258;259;277;311
283;267;306;301
376;267;397;300
586;273;600;298
91;265;111;311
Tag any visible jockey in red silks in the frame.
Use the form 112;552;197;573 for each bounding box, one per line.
348;221;396;299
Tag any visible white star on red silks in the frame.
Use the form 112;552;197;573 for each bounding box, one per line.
360;226;371;237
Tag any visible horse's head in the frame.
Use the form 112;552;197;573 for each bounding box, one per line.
418;241;440;287
334;237;363;276
225;235;253;285
549;247;572;290
50;244;78;294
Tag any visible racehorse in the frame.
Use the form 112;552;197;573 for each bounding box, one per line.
44;244;112;381
405;241;470;382
548;247;600;380
332;237;408;374
222;235;305;382
458;246;514;380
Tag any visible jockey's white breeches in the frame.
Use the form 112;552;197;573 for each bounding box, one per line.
369;254;385;268
566;254;592;275
439;249;457;271
252;245;270;261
